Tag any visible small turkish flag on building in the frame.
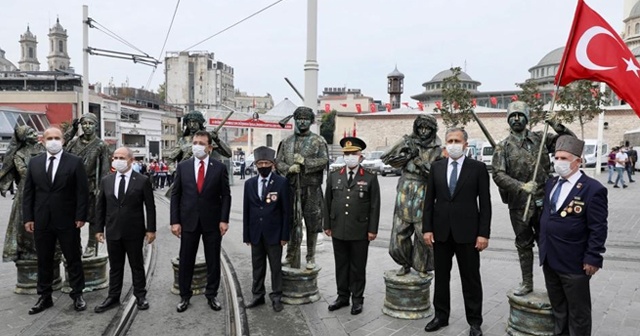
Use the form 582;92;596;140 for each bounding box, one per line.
490;97;498;106
324;104;331;113
355;103;362;113
471;98;477;107
385;103;392;112
417;102;424;111
556;0;640;117
353;122;357;136
340;103;348;108
435;101;442;109
511;95;518;101
402;102;410;107
370;103;377;112
534;93;542;100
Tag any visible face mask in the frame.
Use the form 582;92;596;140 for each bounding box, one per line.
112;159;129;173
446;143;464;159
192;145;207;159
554;159;575;177
258;166;272;177
344;154;360;168
45;140;63;154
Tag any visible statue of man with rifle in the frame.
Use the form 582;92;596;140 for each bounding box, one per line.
276;106;329;270
491;101;575;296
167;110;233;164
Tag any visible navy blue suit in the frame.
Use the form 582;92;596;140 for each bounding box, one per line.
243;172;291;300
539;172;608;335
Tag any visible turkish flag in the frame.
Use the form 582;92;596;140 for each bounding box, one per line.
471;98;477;107
534;93;542;100
343;130;347;138
511;95;518;101
402;102;410;107
556;0;640;116
490;97;498;105
385;103;392;112
417;102;424;111
370;103;377;112
324;103;331;113
435;101;442;109
340;103;348;108
355;103;362;113
353;122;357;136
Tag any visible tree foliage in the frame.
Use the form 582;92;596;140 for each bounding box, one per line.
158;82;166;103
516;80;546;127
432;67;475;128
556;80;607;138
320;110;336;144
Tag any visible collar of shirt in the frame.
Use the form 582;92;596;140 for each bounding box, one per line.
118;168;134;180
114;168;133;198
258;172;272;185
447;155;465;167
46;150;63;162
194;155;210;174
348;165;360;175
550;170;583;207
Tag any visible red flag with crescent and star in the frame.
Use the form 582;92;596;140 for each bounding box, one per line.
370;103;377;112
556;0;640;117
355;103;362;113
417;101;424;111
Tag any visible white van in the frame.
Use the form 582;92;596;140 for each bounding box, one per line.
582;139;608;169
480;143;494;169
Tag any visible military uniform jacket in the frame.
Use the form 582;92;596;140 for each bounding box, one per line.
276;132;328;187
323;166;380;240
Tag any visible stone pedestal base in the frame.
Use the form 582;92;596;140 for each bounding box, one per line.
382;270;433;319
14;259;62;295
281;265;321;305
171;256;207;295
506;289;554;336
62;255;109;293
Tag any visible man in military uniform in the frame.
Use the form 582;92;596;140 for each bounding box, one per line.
324;137;380;315
167;110;232;164
276;106;329;270
382;114;442;276
492;101;575;296
64;113;111;257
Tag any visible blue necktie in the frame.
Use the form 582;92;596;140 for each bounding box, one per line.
550;178;567;212
449;161;458;196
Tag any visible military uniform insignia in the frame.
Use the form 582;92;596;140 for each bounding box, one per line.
576;183;583;189
345;141;352;147
357;181;368;186
574;205;583;214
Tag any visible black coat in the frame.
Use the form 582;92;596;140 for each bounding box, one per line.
242;173;291;245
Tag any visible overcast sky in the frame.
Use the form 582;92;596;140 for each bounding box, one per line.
0;0;623;105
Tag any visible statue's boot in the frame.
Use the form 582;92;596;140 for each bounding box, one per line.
513;248;534;296
396;265;411;276
306;231;317;269
83;238;98;258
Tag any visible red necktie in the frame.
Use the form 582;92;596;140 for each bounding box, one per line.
197;160;205;193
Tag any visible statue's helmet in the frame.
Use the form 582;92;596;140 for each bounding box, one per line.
507;101;530;123
182;110;206;126
413;114;438;134
80;113;99;124
293;106;315;123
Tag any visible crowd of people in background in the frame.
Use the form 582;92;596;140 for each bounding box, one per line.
129;159;175;191
607;145;637;188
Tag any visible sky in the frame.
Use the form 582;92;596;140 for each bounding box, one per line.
0;0;624;105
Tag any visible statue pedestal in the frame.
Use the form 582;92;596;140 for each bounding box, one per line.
62;255;109;293
382;270;433;319
171;256;207;295
15;259;62;295
506;289;554;336
281;265;321;305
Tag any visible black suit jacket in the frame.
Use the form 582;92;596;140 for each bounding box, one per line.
170;157;231;233
95;171;156;240
423;157;491;243
242;173;291;245
23;151;89;230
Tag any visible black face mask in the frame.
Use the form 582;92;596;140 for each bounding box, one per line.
258;166;272;177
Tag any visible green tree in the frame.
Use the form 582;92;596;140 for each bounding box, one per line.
157;82;166;103
516;80;546;127
556;80;607;138
320;110;336;144
432;67;475;128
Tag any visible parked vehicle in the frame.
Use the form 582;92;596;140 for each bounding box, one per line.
582;139;609;170
381;164;401;176
232;161;242;175
329;157;346;170
480;143;494;169
361;151;385;174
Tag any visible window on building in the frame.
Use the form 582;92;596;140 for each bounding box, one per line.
636;23;640;34
50;40;54;52
122;134;146;147
28;47;34;59
120;108;140;122
266;134;273;147
58;40;64;53
104;121;116;137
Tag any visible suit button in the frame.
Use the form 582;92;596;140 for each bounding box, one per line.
347;189;351;192
345;204;349;207
260;218;263;221
346;196;350;199
345;212;349;215
260;207;263;210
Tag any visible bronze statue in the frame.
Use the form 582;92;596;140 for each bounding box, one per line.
276;106;329;269
166;110;232;164
0;125;44;262
63;113;112;257
382;114;442;276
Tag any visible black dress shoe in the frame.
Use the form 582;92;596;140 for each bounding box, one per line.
208;297;222;311
350;302;363;315
28;296;53;315
469;325;483;336
136;297;149;310
245;296;265;309
176;298;190;313
74;296;87;312
424;317;449;332
94;297;120;313
328;299;350;311
272;299;284;312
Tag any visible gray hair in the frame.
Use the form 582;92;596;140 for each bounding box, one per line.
445;127;468;141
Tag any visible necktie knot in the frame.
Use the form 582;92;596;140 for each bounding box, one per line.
199;160;204;166
451;161;458;167
550;178;568;212
49;157;56;162
348;171;354;184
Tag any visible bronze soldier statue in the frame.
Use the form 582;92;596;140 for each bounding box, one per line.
64;113;112;257
0;125;44;262
382;114;443;276
492;101;575;296
167;110;232;164
276;106;329;270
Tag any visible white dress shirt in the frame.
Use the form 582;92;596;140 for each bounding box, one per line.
549;170;583;210
257;172;272;199
447;155;465;188
193;156;210;183
45;150;63;183
114;168;133;198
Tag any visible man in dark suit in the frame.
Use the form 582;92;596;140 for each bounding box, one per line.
422;128;491;336
324;137;380;316
94;146;156;313
242;146;291;312
171;130;231;313
539;135;608;336
23;127;89;314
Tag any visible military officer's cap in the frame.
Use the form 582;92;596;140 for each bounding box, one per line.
507;101;530;123
555;135;584;157
253;146;276;163
340;137;367;153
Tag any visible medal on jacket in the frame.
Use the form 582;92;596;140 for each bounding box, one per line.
560;211;567;217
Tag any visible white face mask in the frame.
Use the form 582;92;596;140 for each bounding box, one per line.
45;140;63;154
112;159;129;173
554;159;575;177
446;143;464;159
344;154;360;168
192;145;207;159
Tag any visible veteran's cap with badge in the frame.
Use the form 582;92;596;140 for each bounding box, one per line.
340;137;367;153
253;146;276;162
555;135;585;157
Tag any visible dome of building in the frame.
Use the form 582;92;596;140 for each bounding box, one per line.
0;48;17;71
388;66;404;78
630;1;640;20
633;45;640;57
536;47;565;67
430;69;474;82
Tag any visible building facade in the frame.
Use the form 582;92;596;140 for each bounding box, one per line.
234;90;274;113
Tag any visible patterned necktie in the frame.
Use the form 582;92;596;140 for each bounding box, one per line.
449;161;458;196
550;178;567;212
261;178;268;202
348;171;354;185
118;174;126;200
197;160;205;193
47;156;56;183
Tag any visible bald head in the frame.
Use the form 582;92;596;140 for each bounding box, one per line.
43;127;63;141
43;127;64;154
113;147;134;159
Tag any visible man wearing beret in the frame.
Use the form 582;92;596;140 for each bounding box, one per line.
539;135;608;336
243;146;291;312
324;137;380;315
